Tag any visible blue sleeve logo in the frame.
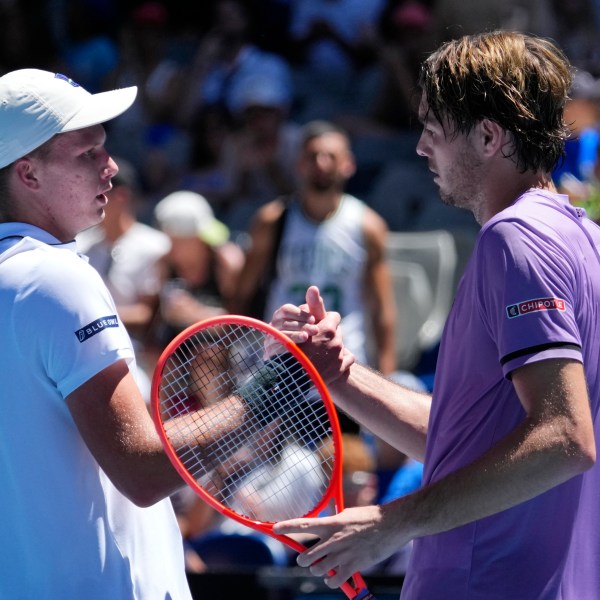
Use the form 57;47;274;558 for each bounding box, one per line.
75;315;119;342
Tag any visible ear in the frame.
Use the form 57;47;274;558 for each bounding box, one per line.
477;118;510;158
13;158;41;190
341;152;357;179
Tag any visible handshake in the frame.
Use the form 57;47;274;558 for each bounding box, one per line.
235;352;311;425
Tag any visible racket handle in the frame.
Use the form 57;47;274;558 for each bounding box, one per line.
340;572;377;600
351;587;377;600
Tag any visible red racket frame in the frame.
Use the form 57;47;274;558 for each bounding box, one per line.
151;315;374;600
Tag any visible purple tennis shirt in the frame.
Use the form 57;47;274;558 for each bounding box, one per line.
401;190;600;599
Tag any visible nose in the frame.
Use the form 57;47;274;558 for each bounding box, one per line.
416;130;429;158
104;156;119;180
314;152;332;170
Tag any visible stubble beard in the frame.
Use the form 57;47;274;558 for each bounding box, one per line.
308;178;341;194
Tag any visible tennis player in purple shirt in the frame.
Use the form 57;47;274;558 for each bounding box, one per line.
270;31;600;599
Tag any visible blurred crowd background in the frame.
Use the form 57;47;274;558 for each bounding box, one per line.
10;0;600;235
8;0;600;597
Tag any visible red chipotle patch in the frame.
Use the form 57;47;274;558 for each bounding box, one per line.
506;297;566;319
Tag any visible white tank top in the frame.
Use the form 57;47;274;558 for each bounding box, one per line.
265;194;369;362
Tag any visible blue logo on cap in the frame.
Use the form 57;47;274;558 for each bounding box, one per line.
54;73;80;88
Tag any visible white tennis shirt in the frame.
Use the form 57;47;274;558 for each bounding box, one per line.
264;195;370;363
0;223;191;599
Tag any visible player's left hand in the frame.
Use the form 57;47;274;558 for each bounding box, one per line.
273;503;406;589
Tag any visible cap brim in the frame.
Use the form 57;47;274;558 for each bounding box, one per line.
62;86;138;132
198;220;230;247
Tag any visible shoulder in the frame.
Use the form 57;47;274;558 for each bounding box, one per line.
478;192;579;258
126;222;171;253
130;221;170;242
10;241;95;277
15;245;110;312
7;245;123;359
348;196;388;242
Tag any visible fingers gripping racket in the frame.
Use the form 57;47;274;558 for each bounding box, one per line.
151;315;376;600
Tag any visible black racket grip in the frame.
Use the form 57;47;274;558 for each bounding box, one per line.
235;352;310;424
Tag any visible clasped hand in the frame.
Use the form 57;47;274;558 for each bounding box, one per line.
269;285;355;386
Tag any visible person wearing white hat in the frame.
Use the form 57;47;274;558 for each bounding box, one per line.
0;70;193;598
151;190;244;351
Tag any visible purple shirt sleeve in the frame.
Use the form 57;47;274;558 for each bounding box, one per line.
475;218;583;378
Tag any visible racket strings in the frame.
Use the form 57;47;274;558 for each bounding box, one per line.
157;323;339;523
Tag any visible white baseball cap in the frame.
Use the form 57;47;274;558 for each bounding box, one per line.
0;69;138;168
154;191;230;247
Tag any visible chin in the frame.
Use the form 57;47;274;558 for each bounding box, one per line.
80;215;103;234
438;190;455;206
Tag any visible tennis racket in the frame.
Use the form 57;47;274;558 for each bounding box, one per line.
151;315;376;600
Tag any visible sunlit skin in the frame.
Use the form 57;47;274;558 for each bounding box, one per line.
415;92;557;225
188;343;232;406
270;286;595;589
416;94;486;216
297;132;356;203
167;236;213;288
11;125;117;241
6;127;247;507
260;32;598;596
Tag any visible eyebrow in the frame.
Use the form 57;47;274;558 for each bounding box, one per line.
417;103;432;125
418;111;432;127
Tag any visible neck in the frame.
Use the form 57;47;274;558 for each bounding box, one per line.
301;189;344;222
476;171;556;225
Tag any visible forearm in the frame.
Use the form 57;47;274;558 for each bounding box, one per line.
395;412;595;541
163;397;247;448
330;362;431;462
112;395;251;506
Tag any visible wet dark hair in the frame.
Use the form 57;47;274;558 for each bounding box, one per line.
419;30;573;173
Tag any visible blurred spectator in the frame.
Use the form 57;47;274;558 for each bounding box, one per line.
76;157;170;387
225;432;377;555
230;421;326;524
218;73;302;234
54;0;120;93
554;70;600;218
0;1;59;72
368;0;436;132
178;0;294;127
104;1;190;196
150;191;244;352
232;120;397;374
334;0;438;190
569;143;600;224
432;0;555;43
177;105;234;216
245;0;294;58
371;453;423;576
288;0;384;75
287;0;386;121
368;372;426;510
336;433;379;509
546;0;600;77
380;456;423;505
